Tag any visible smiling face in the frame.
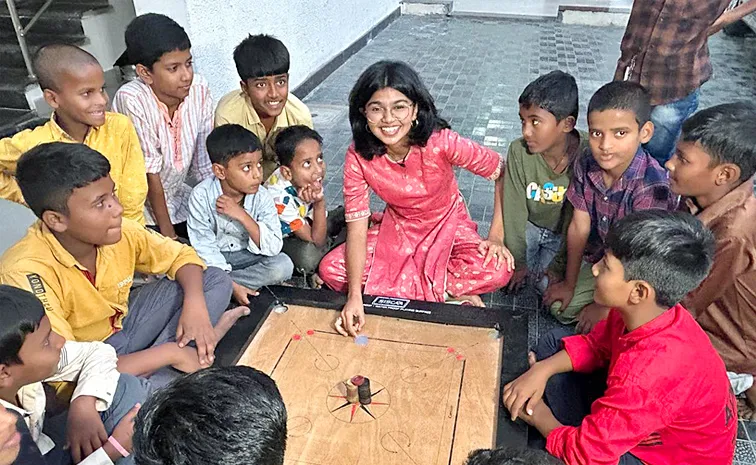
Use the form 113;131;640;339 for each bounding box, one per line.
363;87;418;153
215;150;264;195
519;104;573;155
139;49;194;107
242;74;289;121
587;109;654;175
47;63;108;129
282;138;325;191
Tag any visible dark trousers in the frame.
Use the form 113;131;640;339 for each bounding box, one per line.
535;327;644;465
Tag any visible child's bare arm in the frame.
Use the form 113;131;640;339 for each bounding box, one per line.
563;209;591;287
146;174;176;239
116;344;185;377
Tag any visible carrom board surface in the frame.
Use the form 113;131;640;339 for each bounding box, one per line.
237;304;503;465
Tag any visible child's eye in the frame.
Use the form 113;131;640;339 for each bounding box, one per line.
590;131;601;137
532;119;540;126
303;161;311;168
317;157;324;164
277;79;287;86
256;82;266;88
187;61;194;68
257;162;262;168
615;130;627;137
169;66;178;72
242;165;250;172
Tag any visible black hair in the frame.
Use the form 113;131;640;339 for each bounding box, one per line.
681;102;756;182
0;285;46;366
519;70;579;121
206;124;263;166
124;13;191;69
588;81;651;127
274;125;323;167
466;448;563;465
605;210;715;308
16;142;111;218
233;34;290;81
133;366;287;465
349;60;450;160
33;44;101;92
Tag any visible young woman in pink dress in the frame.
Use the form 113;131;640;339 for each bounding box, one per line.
319;61;514;336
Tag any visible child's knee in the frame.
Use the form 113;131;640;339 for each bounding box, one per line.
204;266;234;297
550;300;581;324
270;254;294;283
534;327;573;360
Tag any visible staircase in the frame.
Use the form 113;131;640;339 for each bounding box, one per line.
0;0;112;138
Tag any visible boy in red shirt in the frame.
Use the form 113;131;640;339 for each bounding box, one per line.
503;210;736;465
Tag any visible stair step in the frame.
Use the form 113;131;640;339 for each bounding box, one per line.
0;108;45;139
0;11;86;38
0;29;86;47
0;0;111;17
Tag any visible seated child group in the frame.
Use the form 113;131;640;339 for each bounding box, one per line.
0;11;752;465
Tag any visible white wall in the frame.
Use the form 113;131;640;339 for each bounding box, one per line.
132;0;400;100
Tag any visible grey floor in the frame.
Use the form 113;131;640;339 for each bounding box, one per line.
301;14;756;462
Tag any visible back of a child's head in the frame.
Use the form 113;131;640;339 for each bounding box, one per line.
125;13;190;69
681;102;756;182
466;447;563;465
133;365;287;465
206;124;263;166
588;81;651;127
32;44;101;92
16;142;111;219
519;70;578;122
274;125;323;167
606;210;715;308
234;34;290;82
0;285;45;366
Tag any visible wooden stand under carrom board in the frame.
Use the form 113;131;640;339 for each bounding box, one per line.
215;287;508;465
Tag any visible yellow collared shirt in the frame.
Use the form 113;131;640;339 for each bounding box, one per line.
0;218;205;342
0;112;148;224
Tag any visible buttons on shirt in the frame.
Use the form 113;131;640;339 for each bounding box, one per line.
603;196;608;201
602;216;608;222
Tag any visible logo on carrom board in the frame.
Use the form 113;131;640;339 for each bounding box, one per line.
369;297;410;310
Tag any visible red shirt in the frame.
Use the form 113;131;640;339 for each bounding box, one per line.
546;304;736;464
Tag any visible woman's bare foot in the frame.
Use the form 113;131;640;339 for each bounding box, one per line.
451;294;485;307
528;351;537;367
309;273;324;289
214;306;250;340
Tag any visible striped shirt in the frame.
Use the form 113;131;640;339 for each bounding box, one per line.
112;75;214;225
567;146;676;264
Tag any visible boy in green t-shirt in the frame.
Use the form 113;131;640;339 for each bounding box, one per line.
490;71;587;293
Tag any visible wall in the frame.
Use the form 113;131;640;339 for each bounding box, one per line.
132;0;400;100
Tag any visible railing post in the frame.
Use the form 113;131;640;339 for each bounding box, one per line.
5;0;37;79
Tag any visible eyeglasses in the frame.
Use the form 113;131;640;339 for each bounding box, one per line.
364;103;415;123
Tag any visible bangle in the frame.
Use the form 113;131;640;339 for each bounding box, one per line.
108;436;130;457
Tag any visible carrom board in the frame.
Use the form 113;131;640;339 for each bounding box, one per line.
222;288;505;465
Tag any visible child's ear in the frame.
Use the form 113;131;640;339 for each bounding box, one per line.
42;210;69;234
280;165;293;180
212;163;226;180
560;116;576;133
240;80;248;94
43;89;60;110
0;364;14;389
629;280;653;305
135;64;153;85
639;120;655;144
715;163;742;187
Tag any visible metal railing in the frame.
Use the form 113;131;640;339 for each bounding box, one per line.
5;0;54;79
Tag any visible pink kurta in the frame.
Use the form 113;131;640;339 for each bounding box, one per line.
319;129;512;302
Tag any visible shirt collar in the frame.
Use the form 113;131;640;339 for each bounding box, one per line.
695;176;756;224
618;303;680;343
587;146;648;192
242;92;286;133
36;222;89;270
0;397;31;417
138;78;186;126
48;113;99;142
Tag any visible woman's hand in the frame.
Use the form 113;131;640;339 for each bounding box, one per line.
340;295;365;336
478;239;515;272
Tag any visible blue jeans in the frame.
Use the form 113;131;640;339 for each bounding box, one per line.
644;89;700;165
525;222;563;293
222;249;294;289
534;328;644;465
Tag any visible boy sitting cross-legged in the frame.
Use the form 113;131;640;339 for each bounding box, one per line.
0;143;247;389
543;81;676;332
503;211;736;465
0;44;148;225
188;124;293;305
665;102;756;419
264;126;345;284
490;70;588;294
0;285;145;465
215;34;313;179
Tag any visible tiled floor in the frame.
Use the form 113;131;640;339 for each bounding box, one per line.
452;0;633;19
301;13;756;461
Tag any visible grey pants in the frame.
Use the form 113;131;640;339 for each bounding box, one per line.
106;266;233;388
222;249;294;289
283;208;347;275
37;374;148;465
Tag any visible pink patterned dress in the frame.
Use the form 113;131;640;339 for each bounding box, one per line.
319;129;512;302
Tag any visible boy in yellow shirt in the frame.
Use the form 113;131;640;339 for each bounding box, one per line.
0;143;246;387
0;44;147;224
215;34;313;179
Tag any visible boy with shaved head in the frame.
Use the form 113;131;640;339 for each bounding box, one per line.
0;44;148;224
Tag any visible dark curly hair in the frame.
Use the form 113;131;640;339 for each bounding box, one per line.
349;60;449;160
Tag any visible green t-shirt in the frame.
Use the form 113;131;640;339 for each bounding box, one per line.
502;131;589;269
